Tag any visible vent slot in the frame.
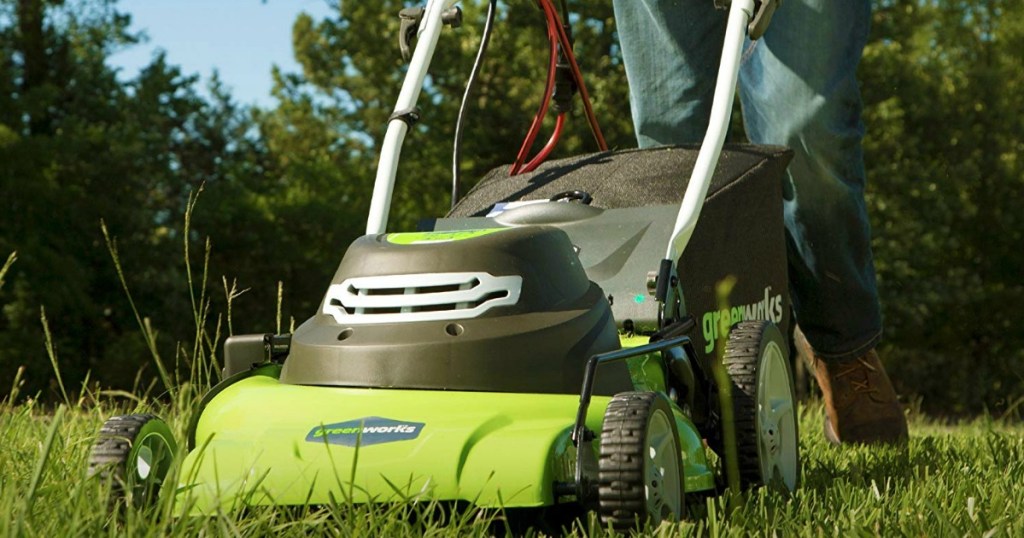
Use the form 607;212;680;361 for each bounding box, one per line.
357;286;407;296
322;272;522;325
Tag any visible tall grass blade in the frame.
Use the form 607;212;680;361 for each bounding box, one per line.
712;275;740;495
5;366;25;406
39;307;70;407
183;185;203;331
276;281;283;334
0;251;15;290
188;237;212;367
221;277;249;338
16;406;65;537
101;220;175;396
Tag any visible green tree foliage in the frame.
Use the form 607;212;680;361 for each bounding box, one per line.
862;0;1024;414
0;0;267;394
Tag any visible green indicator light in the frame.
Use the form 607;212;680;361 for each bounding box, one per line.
634;294;645;304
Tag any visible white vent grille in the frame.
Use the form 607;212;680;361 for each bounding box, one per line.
321;272;523;324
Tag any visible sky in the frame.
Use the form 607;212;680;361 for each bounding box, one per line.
107;0;335;108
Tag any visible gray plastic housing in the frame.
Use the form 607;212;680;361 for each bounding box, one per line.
435;203;674;329
280;226;632;395
222;334;265;378
436;144;793;366
272;144;790;393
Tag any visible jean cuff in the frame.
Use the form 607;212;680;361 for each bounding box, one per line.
812;328;882;362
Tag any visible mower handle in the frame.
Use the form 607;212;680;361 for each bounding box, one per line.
664;0;755;263
367;0;460;235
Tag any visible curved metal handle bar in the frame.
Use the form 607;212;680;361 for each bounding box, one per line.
665;0;755;261
567;334;693;502
366;0;459;235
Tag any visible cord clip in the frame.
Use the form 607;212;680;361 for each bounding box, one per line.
399;6;464;61
388;107;422;127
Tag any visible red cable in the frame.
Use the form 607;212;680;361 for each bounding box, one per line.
510;0;607;175
539;0;608;152
521;113;565;173
509;10;559;175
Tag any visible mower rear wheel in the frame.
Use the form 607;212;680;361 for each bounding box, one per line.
724;320;799;491
598;392;684;530
88;414;177;507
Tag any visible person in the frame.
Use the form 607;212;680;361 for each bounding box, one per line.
612;0;908;444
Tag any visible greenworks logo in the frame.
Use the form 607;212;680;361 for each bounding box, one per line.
701;286;784;353
306;417;425;447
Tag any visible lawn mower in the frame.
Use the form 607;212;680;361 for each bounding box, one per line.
88;0;798;530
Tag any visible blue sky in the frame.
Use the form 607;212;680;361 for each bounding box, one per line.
107;0;335;107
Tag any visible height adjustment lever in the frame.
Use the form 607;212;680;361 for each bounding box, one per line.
747;0;779;40
399;7;424;61
712;0;780;40
399;6;464;62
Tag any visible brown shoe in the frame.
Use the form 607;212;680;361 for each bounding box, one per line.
795;328;908;445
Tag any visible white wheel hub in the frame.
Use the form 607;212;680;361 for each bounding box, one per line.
644;410;682;520
757;341;799;491
135;445;153;480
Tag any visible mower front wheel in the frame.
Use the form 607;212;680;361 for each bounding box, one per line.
88;414;177;508
597;392;684;531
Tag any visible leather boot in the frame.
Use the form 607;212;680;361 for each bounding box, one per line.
795;328;908;445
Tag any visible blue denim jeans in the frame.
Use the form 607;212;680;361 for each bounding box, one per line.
613;0;880;360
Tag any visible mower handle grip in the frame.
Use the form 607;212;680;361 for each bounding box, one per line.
714;0;779;40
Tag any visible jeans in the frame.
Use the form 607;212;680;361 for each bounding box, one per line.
613;0;880;360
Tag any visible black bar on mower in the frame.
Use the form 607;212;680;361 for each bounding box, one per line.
649;315;696;343
564;334;692;502
654;258;674;304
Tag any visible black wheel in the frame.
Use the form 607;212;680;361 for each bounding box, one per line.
724;320;800;491
88;414;177;507
598;392;684;531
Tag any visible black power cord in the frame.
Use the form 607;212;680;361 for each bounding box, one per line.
451;0;498;211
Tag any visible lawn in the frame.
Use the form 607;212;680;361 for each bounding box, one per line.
2;392;1021;537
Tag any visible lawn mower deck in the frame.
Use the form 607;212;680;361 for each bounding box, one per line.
177;364;714;513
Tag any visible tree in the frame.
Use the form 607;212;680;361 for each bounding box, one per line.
0;0;267;396
861;0;1024;414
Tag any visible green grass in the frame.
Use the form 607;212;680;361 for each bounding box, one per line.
2;396;1022;537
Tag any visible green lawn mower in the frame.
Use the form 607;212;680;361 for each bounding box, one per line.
89;0;798;530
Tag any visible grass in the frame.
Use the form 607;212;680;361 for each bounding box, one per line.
1;394;1023;537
